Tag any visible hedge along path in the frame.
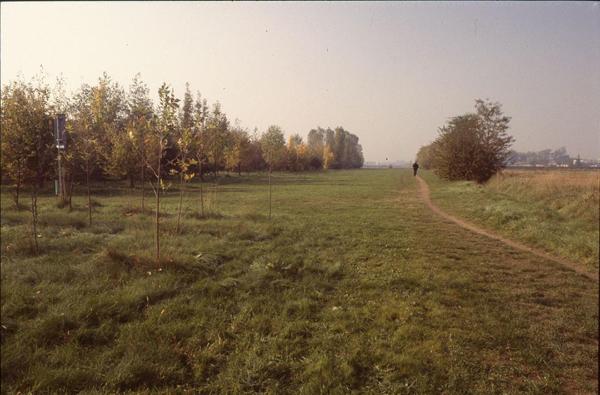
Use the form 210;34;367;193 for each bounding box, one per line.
415;175;599;282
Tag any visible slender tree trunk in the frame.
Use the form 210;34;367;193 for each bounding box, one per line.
199;182;204;217
213;181;218;213
155;141;161;265
156;184;160;264
268;166;272;220
68;173;74;212
238;162;241;176
176;172;184;233
58;149;65;203
141;160;145;212
141;130;145;213
86;161;92;226
213;163;217;181
31;184;39;254
197;159;204;217
213;159;218;212
14;171;21;209
129;173;135;188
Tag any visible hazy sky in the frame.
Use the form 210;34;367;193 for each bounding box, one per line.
2;1;599;161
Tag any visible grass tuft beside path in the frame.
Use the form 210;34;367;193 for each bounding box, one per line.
421;169;599;268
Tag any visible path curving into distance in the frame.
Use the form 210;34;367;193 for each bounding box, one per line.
415;175;599;282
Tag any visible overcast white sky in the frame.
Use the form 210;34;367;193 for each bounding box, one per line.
2;1;599;161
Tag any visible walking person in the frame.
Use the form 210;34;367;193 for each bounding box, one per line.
412;161;419;176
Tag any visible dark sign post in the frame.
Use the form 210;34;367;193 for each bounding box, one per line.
55;114;67;201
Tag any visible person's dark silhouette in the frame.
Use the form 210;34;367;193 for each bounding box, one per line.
412;161;419;176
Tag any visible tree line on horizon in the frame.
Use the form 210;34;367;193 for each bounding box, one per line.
0;74;365;203
0;72;364;259
416;99;514;183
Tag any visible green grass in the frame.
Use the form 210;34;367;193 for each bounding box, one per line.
421;169;599;268
1;169;598;393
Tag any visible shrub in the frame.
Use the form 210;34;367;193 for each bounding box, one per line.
426;99;514;183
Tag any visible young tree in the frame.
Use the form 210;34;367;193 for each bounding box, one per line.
127;74;154;211
60;127;80;211
1;81;29;208
2;78;55;252
146;83;179;263
107;121;138;188
287;134;303;171
246;127;267;172
173;83;196;232
90;73;127;173
226;126;251;176
50;76;72;205
43;76;79;211
70;85;98;226
105;75;143;193
260;126;286;219
26;87;54;253
204;102;230;212
70;74;126;225
204;102;230;178
191;93;209;216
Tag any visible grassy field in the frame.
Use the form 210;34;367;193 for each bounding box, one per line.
1;169;598;393
422;168;599;268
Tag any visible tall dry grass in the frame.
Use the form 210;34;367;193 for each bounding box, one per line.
487;169;599;223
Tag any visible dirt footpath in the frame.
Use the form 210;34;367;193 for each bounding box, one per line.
416;175;598;282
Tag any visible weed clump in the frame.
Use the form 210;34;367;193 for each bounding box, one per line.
105;249;152;271
190;211;226;220
38;213;86;229
30;315;78;347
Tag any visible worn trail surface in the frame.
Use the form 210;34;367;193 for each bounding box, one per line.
416;175;599;282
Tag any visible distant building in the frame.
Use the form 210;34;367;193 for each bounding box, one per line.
363;160;410;169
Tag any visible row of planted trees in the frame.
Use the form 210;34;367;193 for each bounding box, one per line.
0;72;364;260
416;99;515;183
